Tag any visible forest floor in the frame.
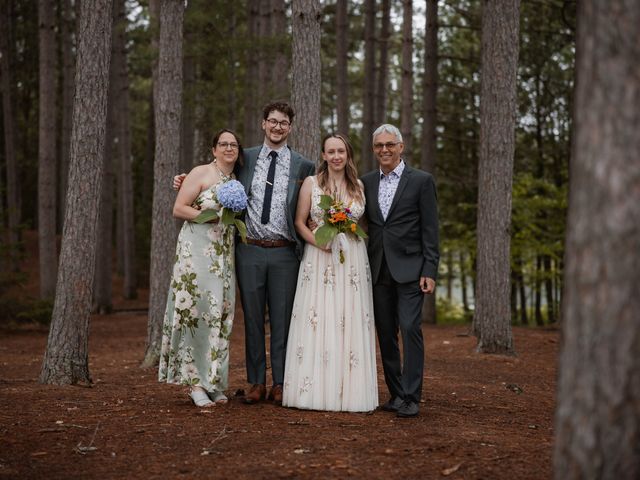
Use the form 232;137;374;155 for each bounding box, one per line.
0;235;558;479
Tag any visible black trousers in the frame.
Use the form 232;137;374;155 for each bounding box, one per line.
373;255;425;403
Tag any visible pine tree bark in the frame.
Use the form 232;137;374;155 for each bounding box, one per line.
59;0;76;231
421;0;438;324
1;0;20;271
39;0;113;385
142;0;184;368
243;0;260;145
270;0;288;101
374;0;390;126
361;0;376;171
291;0;321;163
37;0;58;299
400;0;413;162
554;2;640;477
335;0;348;135
474;0;520;354
113;0;136;299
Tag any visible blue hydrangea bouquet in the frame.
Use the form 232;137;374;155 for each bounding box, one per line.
194;179;248;243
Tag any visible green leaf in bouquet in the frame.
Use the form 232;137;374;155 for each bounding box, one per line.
353;223;368;239
193;209;219;224
315;224;338;246
221;207;236;226
318;194;334;210
234;218;248;243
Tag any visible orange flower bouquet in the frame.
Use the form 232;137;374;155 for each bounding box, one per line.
314;194;367;264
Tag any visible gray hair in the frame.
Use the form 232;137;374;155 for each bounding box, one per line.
372;124;403;143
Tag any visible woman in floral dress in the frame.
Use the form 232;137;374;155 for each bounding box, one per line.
158;129;243;407
282;134;378;412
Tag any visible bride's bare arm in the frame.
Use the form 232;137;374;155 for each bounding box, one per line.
295;177;324;249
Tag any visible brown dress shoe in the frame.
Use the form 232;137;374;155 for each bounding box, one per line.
268;384;283;406
243;384;266;404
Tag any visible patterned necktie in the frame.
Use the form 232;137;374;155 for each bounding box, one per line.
261;150;278;224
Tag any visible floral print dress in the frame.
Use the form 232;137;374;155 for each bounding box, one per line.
282;176;378;412
158;181;235;393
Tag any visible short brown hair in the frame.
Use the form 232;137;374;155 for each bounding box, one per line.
262;101;295;122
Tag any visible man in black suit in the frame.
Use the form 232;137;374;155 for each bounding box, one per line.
361;124;439;418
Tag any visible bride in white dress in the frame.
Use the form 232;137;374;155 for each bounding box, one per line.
282;134;378;412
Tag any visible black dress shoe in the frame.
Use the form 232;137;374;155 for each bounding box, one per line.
381;397;404;412
396;400;419;418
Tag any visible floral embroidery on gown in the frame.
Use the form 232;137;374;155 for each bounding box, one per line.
283;176;378;412
158;181;235;393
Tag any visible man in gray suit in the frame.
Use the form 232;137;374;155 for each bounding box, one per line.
174;102;314;405
235;102;314;405
361;124;439;418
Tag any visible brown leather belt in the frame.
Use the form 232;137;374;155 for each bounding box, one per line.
246;237;295;248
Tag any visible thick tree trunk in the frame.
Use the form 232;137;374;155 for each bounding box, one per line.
474;0;520;354
554;2;640;478
58;0;75;232
374;0;390;125
37;0;58;299
420;0;438;324
142;0;184;368
270;0;288;101
0;0;20;271
257;1;270;106
335;0;348;135
399;0;413;162
291;0;321;163
361;0;376;171
39;0;113;385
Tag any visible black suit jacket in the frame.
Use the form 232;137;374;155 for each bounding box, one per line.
361;164;439;284
236;145;315;259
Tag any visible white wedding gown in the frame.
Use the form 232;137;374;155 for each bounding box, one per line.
282;176;378;412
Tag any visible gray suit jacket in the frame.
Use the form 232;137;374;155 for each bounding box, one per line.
361;164;439;284
236;145;315;259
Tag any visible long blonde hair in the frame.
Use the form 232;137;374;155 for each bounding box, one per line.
316;133;363;203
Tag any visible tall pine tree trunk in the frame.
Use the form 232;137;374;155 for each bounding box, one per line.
400;0;413;163
474;0;520;354
1;0;20;271
361;0;376;171
335;0;348;135
40;0;113;385
38;0;58;299
113;0;136;299
291;0;321;162
142;0;184;368
243;0;259;145
59;0;76;231
374;0;390;125
270;0;288;101
421;0;438;324
554;2;640;477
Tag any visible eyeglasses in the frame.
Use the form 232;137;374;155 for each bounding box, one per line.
265;118;291;129
373;142;401;151
217;142;239;150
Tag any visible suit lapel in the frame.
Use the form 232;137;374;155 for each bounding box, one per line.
369;172;385;223
385;165;413;220
240;147;260;194
287;149;302;205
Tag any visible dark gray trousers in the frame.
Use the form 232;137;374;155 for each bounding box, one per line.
373;256;425;404
235;243;299;386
